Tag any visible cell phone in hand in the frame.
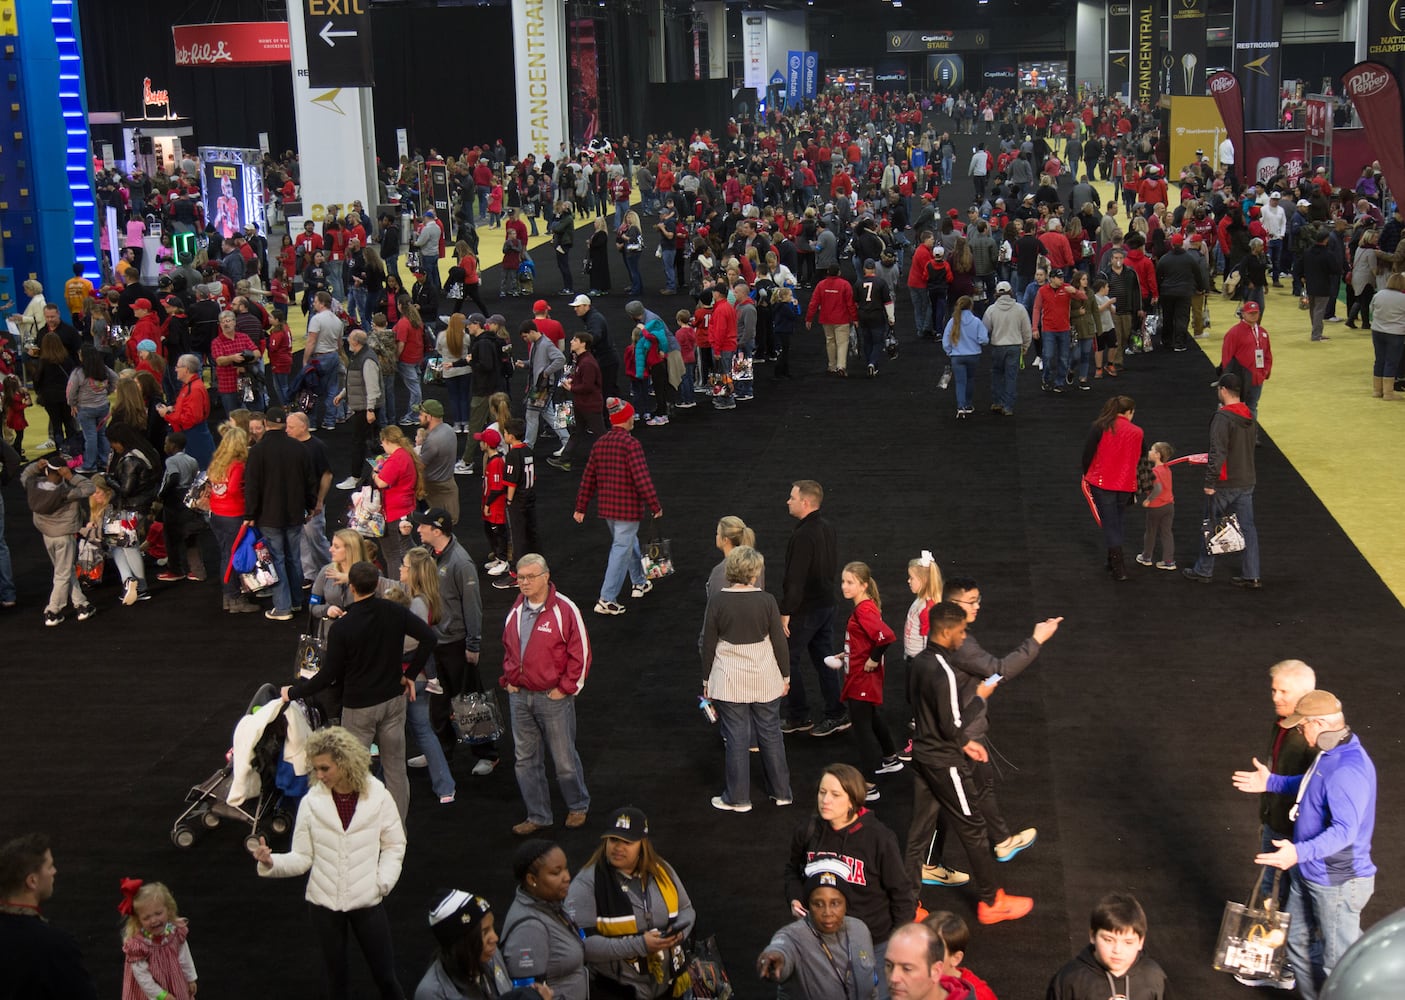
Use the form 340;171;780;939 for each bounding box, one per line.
986;673;1002;685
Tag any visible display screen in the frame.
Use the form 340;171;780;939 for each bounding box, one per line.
1018;60;1069;91
824;67;874;92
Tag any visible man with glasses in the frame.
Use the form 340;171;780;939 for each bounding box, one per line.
1233;691;1377;1000
905;577;1061;897
498;553;592;837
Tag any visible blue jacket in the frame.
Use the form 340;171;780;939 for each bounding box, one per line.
1267;733;1376;886
943;310;989;357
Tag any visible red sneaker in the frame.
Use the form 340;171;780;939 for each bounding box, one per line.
977;889;1033;925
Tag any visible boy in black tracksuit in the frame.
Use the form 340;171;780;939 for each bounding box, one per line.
907;602;1032;925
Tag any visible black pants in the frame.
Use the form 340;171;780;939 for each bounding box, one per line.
430;642;498;761
162;504;202;576
508;496;539;561
599;360;620;398
649;361;673;413
483;519;508;562
564;408;605;467
348;411;378;479
307;902;404;1000
1160;295;1191;349
909;758;1000;904
848;699;896;775
43;402;77;446
931;753;1009;863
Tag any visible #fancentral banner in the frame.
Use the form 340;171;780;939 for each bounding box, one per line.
1168;0;1207;96
886;29;988;53
1131;0;1158;105
513;0;569;161
1233;0;1283;131
172;22;290;67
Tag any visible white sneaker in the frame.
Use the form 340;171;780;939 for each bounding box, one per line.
408;755;428;768
453;461;474;475
425;678;443;694
335;477;359;490
472;758;498;776
121;579;139;606
630;580;653;598
875;756;904;775
1234;974;1296;990
486;560;509;576
994;828;1038;861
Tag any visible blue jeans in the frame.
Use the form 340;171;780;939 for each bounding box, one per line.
510;690;590;826
715;697;791;807
1244;380;1263;420
951;354;978;409
210;514;245;600
301;508;331;582
1041;329;1070;386
1372;331;1405;377
909;287;932;337
1074;338;1094;380
444;375;470;425
661;248;677;291
0;490;15;604
1286;871;1374;1000
269;372;290;408
311;353;341;429
784;605;841;723
397;361;423;421
1088;483;1130;549
1192;485;1260;580
476;184;490;219
407;678;455;799
859;321;886;368
219;391;244;418
630;377;654;421
990;344;1021;412
624;253;643;295
929;296;949;348
600;519;645;603
77;403;110;470
614;200;629;229
347;287;368;328
257;524;304;614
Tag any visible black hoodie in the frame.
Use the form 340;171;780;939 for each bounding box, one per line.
1046;944;1167;1000
782;809;914;944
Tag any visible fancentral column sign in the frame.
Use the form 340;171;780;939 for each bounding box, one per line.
1233;0;1283;131
513;0;569;160
1131;0;1158;104
743;12;767;91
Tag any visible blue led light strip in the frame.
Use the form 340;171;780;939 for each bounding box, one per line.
51;0;99;282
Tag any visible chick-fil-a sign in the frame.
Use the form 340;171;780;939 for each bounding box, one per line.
172;22;290;67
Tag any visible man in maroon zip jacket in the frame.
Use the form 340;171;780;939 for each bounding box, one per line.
548;332;603;473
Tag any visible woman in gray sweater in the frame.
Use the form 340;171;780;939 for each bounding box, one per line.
701;545;792;814
500;840;588;1000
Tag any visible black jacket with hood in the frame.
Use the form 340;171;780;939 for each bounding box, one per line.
1046;944;1167;1000
1206;401;1256;490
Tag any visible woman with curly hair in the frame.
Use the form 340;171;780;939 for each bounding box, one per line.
252;726;407;1000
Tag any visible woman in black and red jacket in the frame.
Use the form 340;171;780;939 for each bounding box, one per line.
1081;394;1144;581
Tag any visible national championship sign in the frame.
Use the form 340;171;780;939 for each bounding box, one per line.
1366;0;1405;82
172;22;290;66
886;30;988;52
1169;0;1207;96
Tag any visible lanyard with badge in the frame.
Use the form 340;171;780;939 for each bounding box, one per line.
1249;324;1265;370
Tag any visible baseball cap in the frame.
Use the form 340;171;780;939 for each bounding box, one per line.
946;208;959;217
607;397;635;426
486;313;506;328
601;806;649;842
995;280;1012;294
1241;301;1261;315
1216;371;1242;394
532;299;550;313
473;427;502;448
1170;233;1185;247
862;258;877;271
625;300;645;318
413;399;445;417
1269;191;1281;199
933;245;945;256
466;312;487;326
162;295;183;309
1297;199;1311;207
570;293;593;308
133;297;152;311
1281;690;1343;728
411;507;454;533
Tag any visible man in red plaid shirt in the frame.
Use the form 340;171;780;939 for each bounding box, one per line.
572;398;663;616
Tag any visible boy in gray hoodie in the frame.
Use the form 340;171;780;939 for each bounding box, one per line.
21;454;96;626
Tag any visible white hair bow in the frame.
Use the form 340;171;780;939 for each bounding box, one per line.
919;550;934;567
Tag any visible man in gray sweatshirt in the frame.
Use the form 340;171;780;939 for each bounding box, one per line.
981;282;1033;416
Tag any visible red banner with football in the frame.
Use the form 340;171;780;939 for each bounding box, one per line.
1341;62;1405;206
173;22;290;68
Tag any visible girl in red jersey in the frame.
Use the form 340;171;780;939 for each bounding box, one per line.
831;561;901;801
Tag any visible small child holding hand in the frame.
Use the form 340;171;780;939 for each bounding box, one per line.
1137;441;1176;571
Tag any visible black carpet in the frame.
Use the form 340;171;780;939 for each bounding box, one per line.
3;122;1402;999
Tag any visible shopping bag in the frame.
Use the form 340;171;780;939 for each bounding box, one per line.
1204;511;1246;555
1143;312;1162;349
685;935;733;999
884;327;900;359
295;618;332;679
76;536;106;584
641;523;675;580
239;538;279;594
451;691;505;745
1213;870;1291;982
184;471;212;515
101;508;143;548
347;485;385;538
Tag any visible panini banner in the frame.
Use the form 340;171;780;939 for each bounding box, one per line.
1169;0;1207;96
1233;0;1283;131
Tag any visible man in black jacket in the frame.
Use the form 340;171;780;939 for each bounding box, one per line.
283;560;438;819
780;479;842;736
379;213;401;281
1184;373;1261;587
1154;234;1208;352
243;406;316;621
459;316;500;472
0;833;99;1000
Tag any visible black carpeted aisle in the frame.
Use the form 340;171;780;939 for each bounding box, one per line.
3;121;1402;999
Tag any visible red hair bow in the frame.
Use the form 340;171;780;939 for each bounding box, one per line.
117;877;143;917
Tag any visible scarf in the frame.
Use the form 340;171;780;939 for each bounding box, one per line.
591;860;692;997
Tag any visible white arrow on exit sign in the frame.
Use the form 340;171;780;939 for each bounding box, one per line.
318;21;358;47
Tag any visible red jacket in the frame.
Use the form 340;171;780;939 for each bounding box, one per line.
499;586;592;695
1038;231;1074;269
709;299;738;352
1083;415;1144;492
1221;320;1273;386
805;276;858;325
1123;248;1159;301
840;599;896;705
481;452;507;525
908;244;935;289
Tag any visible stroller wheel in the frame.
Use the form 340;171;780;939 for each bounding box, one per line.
198;806;221;829
269;811;293;836
171;824;197;849
243;832;263;854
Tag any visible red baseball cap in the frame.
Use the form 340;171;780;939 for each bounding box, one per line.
532;299;550;313
473;427;502;448
132;297;152;311
1170;233;1185;247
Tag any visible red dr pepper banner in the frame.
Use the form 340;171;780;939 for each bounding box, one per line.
173;22;291;67
1341;62;1405;206
1207;71;1245;178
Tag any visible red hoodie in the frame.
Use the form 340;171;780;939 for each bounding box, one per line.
1123;248;1158;301
959;968;997;1000
805;276;858;325
709;298;738;352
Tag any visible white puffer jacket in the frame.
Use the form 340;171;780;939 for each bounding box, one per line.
258;776;406;911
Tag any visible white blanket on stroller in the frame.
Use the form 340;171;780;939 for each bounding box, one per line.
227;699;312;807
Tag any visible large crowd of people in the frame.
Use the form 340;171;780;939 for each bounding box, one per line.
0;79;1389;1000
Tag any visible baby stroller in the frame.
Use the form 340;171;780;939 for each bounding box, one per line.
170;683;320;851
287;362;323;416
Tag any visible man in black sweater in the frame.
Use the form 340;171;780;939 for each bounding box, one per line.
907;602;1032;926
0;833;99;1000
1154;234;1207;352
243;406;316;621
283;561;438;819
779;479;842;736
